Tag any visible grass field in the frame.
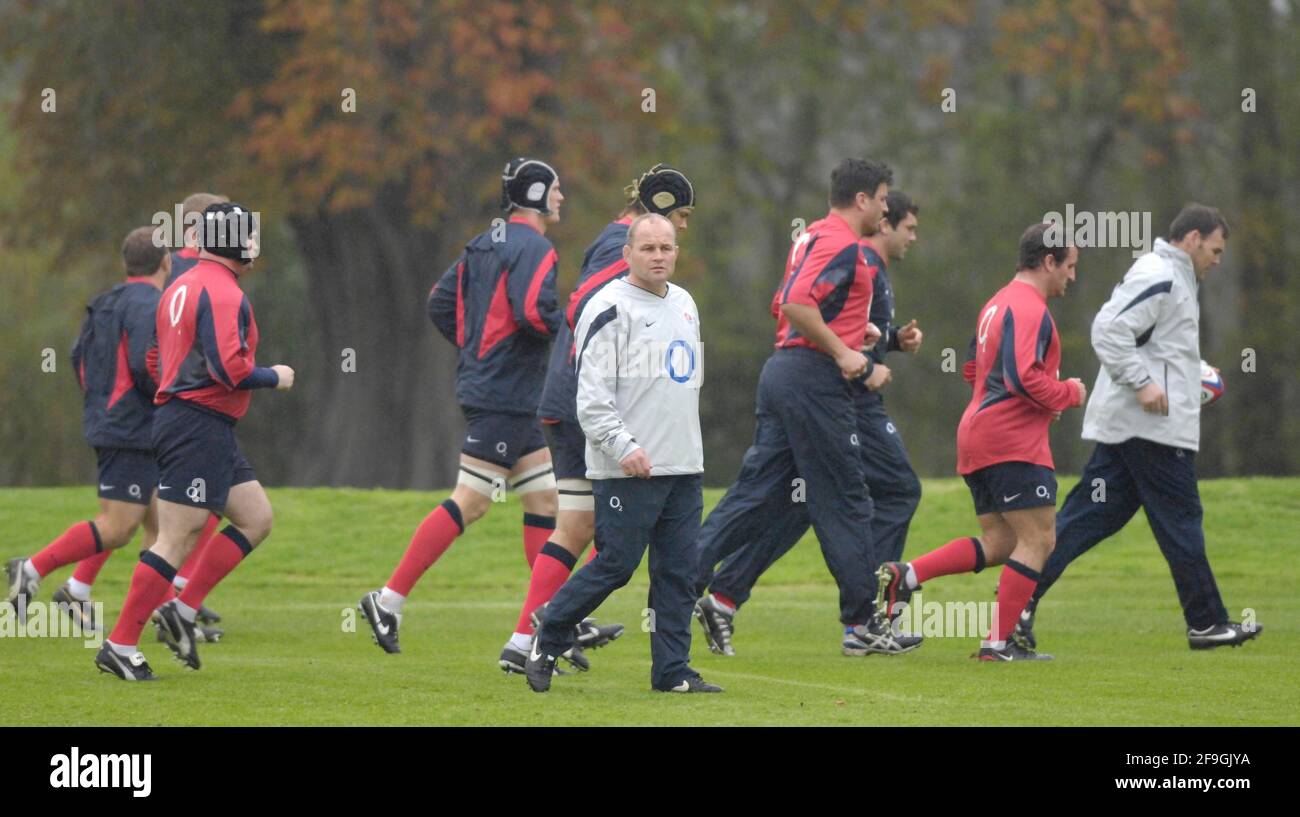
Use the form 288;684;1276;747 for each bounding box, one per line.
1;478;1296;726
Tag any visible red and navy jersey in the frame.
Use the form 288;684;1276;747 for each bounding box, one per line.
537;217;632;422
427;217;562;413
154;258;277;421
166;246;201;288
771;212;874;355
956;278;1080;474
70;279;162;450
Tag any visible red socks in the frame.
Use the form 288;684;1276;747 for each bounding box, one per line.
30;521;103;577
178;526;254;610
712;591;738;611
910;536;985;585
71;548;114;586
522;513;555;569
177;514;221;582
515;542;577;634
990;559;1039;643
387;499;465;596
107;552;176;647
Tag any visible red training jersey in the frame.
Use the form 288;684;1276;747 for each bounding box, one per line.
154;258;263;420
771;212;873;355
956;278;1080;474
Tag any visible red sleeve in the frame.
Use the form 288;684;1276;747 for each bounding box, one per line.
782;242;858;308
962;336;977;384
1006;306;1076;410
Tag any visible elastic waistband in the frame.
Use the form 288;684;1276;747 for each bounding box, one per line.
160;397;237;427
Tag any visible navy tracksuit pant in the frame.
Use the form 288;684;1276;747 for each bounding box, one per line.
537;474;703;690
707;391;922;607
1034;438;1228;630
693;348;877;625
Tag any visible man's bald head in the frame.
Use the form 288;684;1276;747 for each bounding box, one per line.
626;212;675;247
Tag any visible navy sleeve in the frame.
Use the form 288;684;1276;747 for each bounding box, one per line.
125;293;160;397
237;366;280;390
428;254;463;346
70;308;92;392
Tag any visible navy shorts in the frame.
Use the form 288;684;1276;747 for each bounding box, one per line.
543;419;588;480
963;461;1057;515
95;447;157;506
153;399;257;512
461;406;547;469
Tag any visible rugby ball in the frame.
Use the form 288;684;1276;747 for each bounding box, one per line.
1200;360;1224;406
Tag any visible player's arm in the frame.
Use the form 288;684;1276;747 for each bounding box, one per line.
574;302;642;469
780;244;869;379
69;311;91;392
1003;306;1082;410
125;297;160;396
427;255;463;346
1091;274;1172;411
195;288;279;391
508;240;561;338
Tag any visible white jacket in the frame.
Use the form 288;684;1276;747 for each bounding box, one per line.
574;278;704;479
1083;238;1201;451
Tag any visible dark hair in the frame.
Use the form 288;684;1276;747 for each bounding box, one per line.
1017;222;1071;271
883;190;919;229
1169;203;1229;241
122;227;166;277
829;158;893;208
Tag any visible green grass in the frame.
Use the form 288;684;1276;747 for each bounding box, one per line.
1;478;1296;725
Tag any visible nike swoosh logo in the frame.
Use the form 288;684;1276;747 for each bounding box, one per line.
99;484;114;491
1003;493;1021;502
645;321;656;327
529;642;543;662
1191;628;1237;641
466;436;480;443
158;485;172;491
375;616;390;636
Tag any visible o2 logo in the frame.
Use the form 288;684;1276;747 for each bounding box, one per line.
168;285;189;327
1035;485;1050;499
665;340;696;383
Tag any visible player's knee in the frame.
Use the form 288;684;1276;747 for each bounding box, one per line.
94;519;136;550
521;489;558;518
450;481;495;526
242;507;274;546
556;512;595;547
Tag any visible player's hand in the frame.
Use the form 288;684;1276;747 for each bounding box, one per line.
897;319;923;353
1051;410;1063;423
620;448;652;478
865;363;892;391
271;364;296;391
1137;382;1167;415
837;348;869;381
1067;377;1086;407
864;322;882;348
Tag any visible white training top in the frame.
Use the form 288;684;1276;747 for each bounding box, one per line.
573;278;704;479
1084;238;1202;451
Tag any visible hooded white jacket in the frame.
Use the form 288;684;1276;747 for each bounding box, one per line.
574;278;704;479
1083;238;1201;451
